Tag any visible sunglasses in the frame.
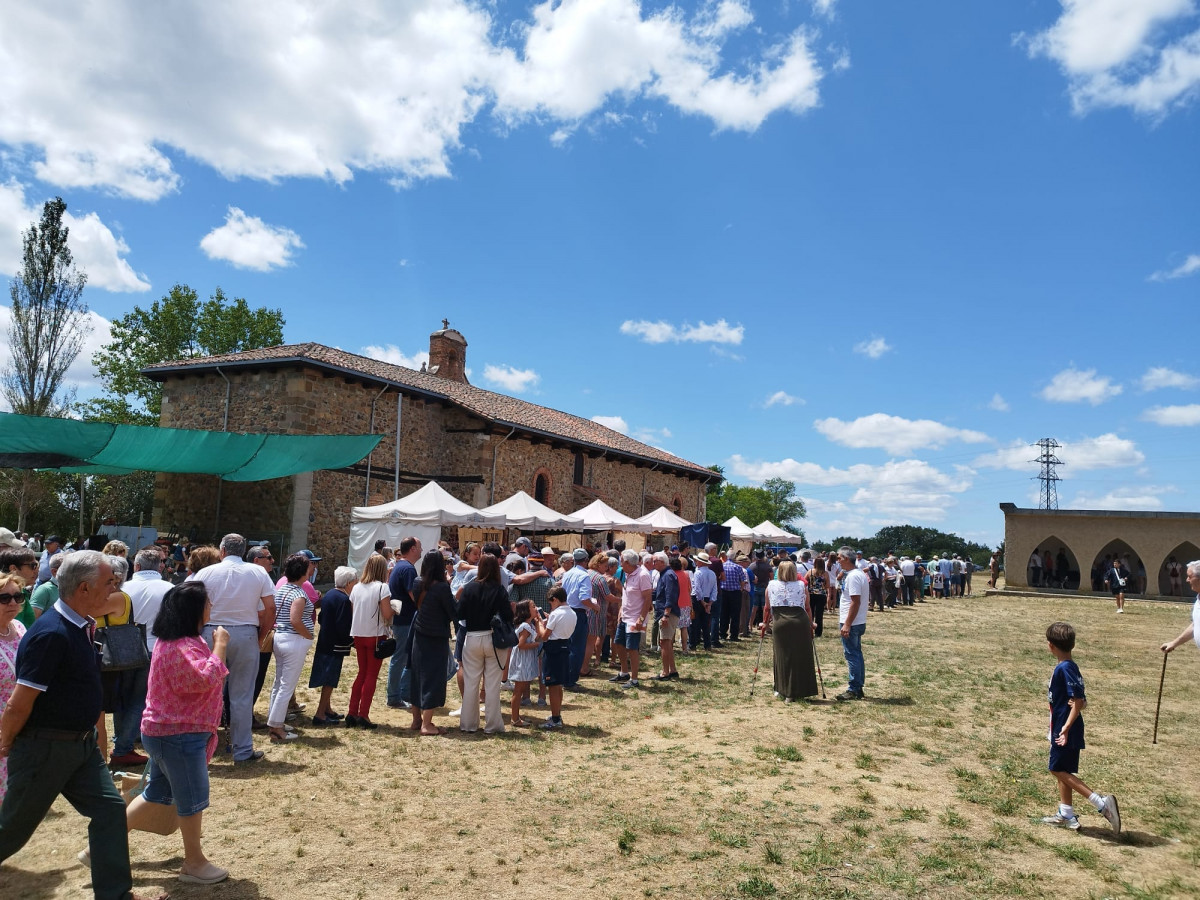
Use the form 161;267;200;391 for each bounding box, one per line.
0;592;23;604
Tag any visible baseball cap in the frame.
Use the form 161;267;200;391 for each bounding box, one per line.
514;537;533;549
572;548;589;562
0;528;26;548
296;549;322;562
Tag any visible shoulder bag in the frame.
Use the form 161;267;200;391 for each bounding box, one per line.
96;593;151;672
373;583;397;659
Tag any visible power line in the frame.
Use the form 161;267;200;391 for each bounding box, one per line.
1031;438;1063;510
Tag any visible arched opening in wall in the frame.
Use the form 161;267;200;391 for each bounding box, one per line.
672;494;682;515
533;469;551;506
572;452;584;486
1027;536;1080;590
1090;539;1145;595
1158;542;1200;597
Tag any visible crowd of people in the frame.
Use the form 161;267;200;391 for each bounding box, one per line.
1;520;1198;897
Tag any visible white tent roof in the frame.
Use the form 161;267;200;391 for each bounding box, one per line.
351;480;505;527
723;516;765;541
636;505;692;532
570;498;654;533
751;520;803;542
479;490;583;530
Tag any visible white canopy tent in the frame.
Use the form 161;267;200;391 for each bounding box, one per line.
723;516;766;542
751;520;804;543
479;490;584;531
636;505;692;532
348;481;505;571
570;499;654;533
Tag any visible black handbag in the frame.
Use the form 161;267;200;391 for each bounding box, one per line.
96;596;150;672
372;585;396;659
490;613;519;650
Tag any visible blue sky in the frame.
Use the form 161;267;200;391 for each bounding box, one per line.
1;0;1196;544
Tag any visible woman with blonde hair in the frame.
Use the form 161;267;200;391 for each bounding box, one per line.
763;560;818;702
347;553;392;729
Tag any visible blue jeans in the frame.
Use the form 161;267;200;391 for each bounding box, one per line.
204;624;258;761
386;620;412;706
566;608;589;687
112;665;149;756
841;622;866;694
141;732;211;817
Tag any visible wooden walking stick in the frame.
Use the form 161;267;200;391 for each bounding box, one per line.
749;623;768;697
1152;651;1168;744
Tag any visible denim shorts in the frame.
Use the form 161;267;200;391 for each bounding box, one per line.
614;621;642;651
141;731;212;817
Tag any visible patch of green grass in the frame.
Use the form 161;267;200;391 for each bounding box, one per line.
618;828;636;855
754;744;804;762
854;752;878;771
855;786;876;804
908;741;928;754
709;828;749;848
896;806;929;822
1051;843;1097;868
940;809;968;829
831;805;874;824
737;875;777;897
763;843;784;865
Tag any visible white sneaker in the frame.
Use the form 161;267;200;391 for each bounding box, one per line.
1100;795;1121;834
448;707;462;717
1041;813;1081;830
501;681;516;690
1117;608;1124;614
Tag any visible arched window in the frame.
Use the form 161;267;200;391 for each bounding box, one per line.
672;494;682;515
573;452;584;485
534;469;551;505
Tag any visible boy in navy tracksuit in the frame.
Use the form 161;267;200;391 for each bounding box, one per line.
1040;622;1121;833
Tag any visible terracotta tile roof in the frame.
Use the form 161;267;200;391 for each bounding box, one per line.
145;343;717;480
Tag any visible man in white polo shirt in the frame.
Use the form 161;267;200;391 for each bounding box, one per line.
191;533;275;763
837;546;869;701
900;556;916;606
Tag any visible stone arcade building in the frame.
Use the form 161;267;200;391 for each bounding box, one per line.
1001;503;1200;598
145;324;718;563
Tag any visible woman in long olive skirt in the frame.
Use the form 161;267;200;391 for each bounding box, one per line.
765;561;818;701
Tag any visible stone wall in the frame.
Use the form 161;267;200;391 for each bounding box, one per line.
1002;504;1200;598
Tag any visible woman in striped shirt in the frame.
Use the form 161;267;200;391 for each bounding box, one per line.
267;553;316;743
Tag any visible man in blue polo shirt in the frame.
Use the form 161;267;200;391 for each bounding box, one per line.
0;550;162;900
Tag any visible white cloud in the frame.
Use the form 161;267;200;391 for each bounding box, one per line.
0;306;112;404
1143;403;1200;425
0;1;827;200
1025;0;1200;117
974;433;1144;470
632;425;672;446
853;336;890;359
765;390;802;407
199;207;304;272
1040;367;1122;404
619;318;744;345
729;454;972;523
0;180;150;292
1149;253;1200;280
1140;366;1199;391
590;414;629;434
482;363;540;393
362;344;428;370
1066;485;1175;510
988;393;1010;411
811;0;838;17
814;413;990;456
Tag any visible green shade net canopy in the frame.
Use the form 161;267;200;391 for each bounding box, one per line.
0;413;382;481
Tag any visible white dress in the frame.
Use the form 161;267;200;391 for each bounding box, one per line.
507;622;540;682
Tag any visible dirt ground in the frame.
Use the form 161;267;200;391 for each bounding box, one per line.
2;585;1198;899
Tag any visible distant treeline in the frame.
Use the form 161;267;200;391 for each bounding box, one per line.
810;525;995;567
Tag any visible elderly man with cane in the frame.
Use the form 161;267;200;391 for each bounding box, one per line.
1157;560;1200;741
0;551;165;900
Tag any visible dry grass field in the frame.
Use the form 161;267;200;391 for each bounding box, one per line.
3;585;1199;900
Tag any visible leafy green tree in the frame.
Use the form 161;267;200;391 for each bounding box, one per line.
1;197;92;530
89;284;285;425
704;467;807;542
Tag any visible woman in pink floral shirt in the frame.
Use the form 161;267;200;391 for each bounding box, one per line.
0;571;28;806
128;581;231;885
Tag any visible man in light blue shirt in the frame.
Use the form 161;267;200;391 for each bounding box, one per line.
561;548;594;689
35;535;62;587
689;552;718;651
